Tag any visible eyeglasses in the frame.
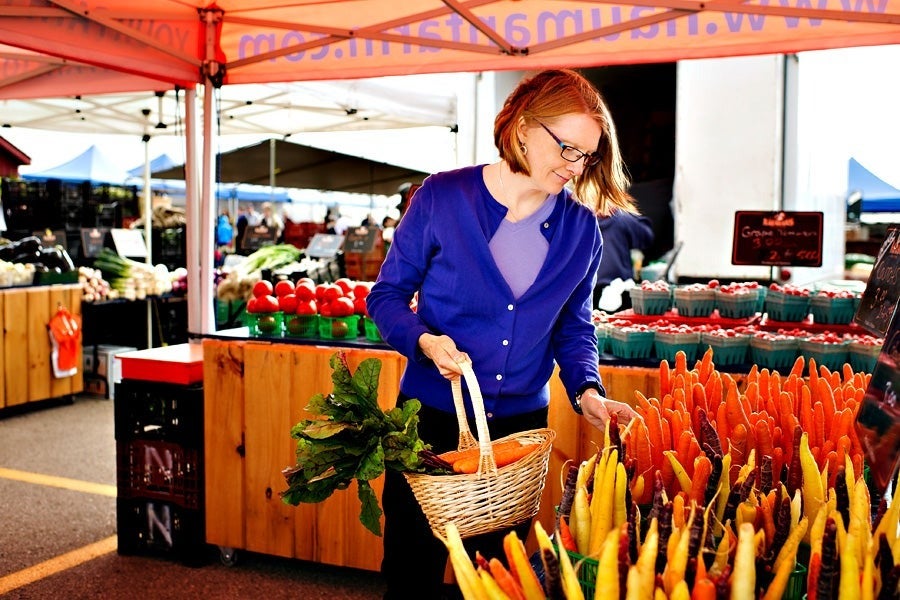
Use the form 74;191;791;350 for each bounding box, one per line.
536;121;601;168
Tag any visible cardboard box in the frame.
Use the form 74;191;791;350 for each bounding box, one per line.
85;344;138;399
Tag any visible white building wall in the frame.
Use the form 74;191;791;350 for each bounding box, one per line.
673;54;785;282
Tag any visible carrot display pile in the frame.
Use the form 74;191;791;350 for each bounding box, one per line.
626;348;868;505
442;348;900;599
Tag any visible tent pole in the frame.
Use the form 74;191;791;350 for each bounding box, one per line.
198;82;217;335
143;134;153;348
184;87;203;339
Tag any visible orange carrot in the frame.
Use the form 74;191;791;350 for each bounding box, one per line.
698;346;714;385
451;441;537;474
646;403;666;467
675;350;688;380
789;355;805;378
806;552;821;600
716;401;730;442
705;371;723;411
812;401;826;452
439;439;522;465
731;423;749;470
755;418;774;463
488;557;527;600
771;446;784;487
557;517;578;553
676;429;693;475
635;390;653;413
690;455;712;507
660;358;671;398
758;368;770;405
842;362;853;383
725;383;751;433
817;378;836;433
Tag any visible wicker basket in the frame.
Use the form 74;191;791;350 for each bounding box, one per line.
404;361;556;539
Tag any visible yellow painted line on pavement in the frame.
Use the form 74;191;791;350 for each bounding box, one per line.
0;535;118;595
0;467;116;497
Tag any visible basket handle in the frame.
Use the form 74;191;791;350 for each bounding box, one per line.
452;360;497;476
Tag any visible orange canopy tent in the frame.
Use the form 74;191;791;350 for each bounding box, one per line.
2;0;899;335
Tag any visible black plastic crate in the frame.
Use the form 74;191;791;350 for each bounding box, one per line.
116;497;207;565
117;438;203;510
114;380;203;445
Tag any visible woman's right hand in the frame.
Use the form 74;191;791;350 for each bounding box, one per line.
418;333;469;379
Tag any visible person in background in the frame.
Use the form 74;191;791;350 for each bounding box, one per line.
366;68;641;600
395;182;421;222
594;209;655;311
260;202;284;241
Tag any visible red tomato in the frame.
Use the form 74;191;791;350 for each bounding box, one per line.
252;280;274;298
278;293;298;314
321;284;343;304
334;278;355;295
332;296;355;317
353;283;371;299
294;281;316;302
318;301;333;317
295;299;317;316
274;280;295;297
256;295;280;313
315;283;330;303
246;296;259;313
353;296;369;316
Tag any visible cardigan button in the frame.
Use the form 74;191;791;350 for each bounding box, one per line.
543;222;549;229
507;304;514;311
495;374;503;381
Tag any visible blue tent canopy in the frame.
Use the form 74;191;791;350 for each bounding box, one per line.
127;153;178;178
22;144;129;185
847;157;900;213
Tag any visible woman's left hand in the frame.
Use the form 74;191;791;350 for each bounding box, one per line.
579;388;642;432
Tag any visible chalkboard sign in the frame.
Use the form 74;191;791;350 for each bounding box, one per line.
33;229;67;248
855;307;900;493
854;224;900;337
80;227;109;258
731;211;824;267
343;226;379;254
241;225;278;251
306;233;345;259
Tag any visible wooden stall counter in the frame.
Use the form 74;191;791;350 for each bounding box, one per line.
202;337;685;571
0;284;83;411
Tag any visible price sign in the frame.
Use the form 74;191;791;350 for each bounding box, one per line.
109;228;148;259
33;229;67;248
855;224;900;337
855;308;900;494
241;225;278;251
80;227;109;258
343;226;379;254
731;211;824;267
306;233;345;259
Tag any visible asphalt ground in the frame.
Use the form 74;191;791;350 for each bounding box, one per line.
0;395;386;599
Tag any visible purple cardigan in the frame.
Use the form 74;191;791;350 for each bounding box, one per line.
367;165;604;419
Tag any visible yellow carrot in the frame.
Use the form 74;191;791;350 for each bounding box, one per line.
665;506;695;594
589;449;618;555
594;528;620;600
637;518;659;600
555;530;585;600
614;461;628;529
838;532;860;598
479;568;513;600
730;522;757;600
573;485;592;555
772;516;809;576
665;450;693;495
625;566;641;600
669;580;690;600
442;523;489;600
503;531;544;600
799;432;824;527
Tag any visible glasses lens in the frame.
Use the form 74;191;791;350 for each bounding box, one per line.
560;146;583;162
583;153;601;168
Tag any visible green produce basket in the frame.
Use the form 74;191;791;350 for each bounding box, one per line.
765;291;811;322
750;335;800;372
715;290;758;319
701;332;750;366
565;549;598;599
244;312;284;337
673;287;716;317
609;328;656;359
654;330;701;363
283;314;318;338
318;315;360;340
629;288;671;315
799;339;849;372
809;295;856;325
848;340;882;373
363;317;383;342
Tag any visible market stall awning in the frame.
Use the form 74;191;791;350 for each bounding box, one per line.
152;138;430;197
847;157;900;212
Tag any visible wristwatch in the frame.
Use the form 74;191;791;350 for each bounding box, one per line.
573;381;605;415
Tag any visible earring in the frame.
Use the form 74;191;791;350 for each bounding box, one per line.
519;143;527;156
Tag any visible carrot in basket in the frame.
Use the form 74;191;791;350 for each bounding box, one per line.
451;441;538;474
440;439;521;465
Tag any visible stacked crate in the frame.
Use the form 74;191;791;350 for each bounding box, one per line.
113;344;206;565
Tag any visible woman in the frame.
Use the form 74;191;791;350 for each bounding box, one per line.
367;68;641;599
